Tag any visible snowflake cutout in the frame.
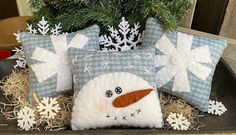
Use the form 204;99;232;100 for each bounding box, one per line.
27;24;37;34
12;17;63;69
100;17;143;51
14;17;63;42
37;97;61;119
155;32;212;92
17;106;36;131
51;23;62;35
166;113;190;130
208;100;227;116
37;17;50;35
8;46;27;69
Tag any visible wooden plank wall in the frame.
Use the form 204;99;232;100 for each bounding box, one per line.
179;0;197;28
16;0;32;16
220;0;236;39
0;1;19;20
191;0;228;34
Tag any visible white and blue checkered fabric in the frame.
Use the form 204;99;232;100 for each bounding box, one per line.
142;18;227;112
20;25;100;103
68;47;156;92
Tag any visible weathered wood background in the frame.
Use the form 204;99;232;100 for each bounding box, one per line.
220;0;236;39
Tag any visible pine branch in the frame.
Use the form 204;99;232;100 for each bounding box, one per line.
55;0;121;32
29;0;192;32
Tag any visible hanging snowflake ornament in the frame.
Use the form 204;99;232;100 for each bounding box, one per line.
155;32;212;92
100;17;143;51
166;113;190;130
17;106;36;131
208;100;227;116
37;97;61;119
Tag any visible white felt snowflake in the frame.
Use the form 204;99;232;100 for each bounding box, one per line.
100;17;143;51
8;46;27;69
208;100;227;116
17;106;36;131
155;32;212;92
166;113;190;130
37;97;61;119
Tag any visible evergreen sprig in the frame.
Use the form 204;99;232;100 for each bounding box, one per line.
29;0;192;32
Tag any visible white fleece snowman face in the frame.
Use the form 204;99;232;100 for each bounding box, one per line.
71;72;163;130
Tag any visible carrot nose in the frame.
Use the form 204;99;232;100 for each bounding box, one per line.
112;89;153;108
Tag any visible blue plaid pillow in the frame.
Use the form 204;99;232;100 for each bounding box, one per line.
20;25;100;103
68;47;163;130
142;18;227;112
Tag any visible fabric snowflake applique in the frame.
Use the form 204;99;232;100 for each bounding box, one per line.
100;17;143;51
37;97;61;119
166;113;190;130
208;100;227;116
155;32;212;92
17;106;36;131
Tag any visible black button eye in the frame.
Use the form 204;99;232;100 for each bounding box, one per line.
115;87;122;94
106;90;113;97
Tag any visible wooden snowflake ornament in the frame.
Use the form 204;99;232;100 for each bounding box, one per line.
166;113;190;130
17;106;36;131
208;100;227;116
37;97;61;119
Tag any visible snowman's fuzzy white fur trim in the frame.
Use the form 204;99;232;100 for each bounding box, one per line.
71;72;163;130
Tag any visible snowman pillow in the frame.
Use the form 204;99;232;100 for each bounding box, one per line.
142;18;227;112
68;47;163;130
19;25;100;103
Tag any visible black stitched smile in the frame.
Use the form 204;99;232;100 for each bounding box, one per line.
105;108;141;121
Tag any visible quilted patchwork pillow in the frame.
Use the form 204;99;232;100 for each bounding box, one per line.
142;18;227;112
19;25;100;103
68;47;163;130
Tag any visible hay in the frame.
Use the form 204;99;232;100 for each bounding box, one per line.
0;69;203;131
0;69;73;131
159;92;203;130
